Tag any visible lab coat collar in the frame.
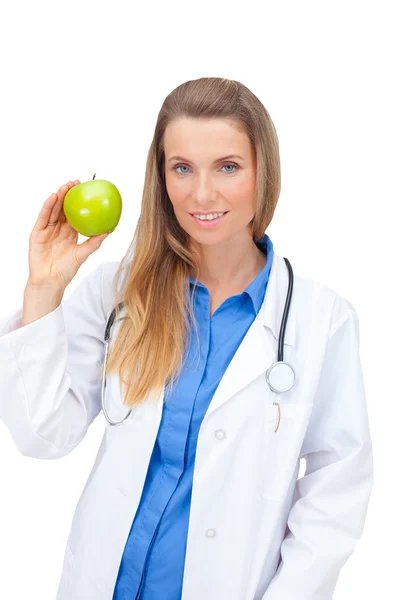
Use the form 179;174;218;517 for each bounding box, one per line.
114;250;296;418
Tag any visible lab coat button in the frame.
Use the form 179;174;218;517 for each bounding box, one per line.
214;429;226;440
206;528;216;538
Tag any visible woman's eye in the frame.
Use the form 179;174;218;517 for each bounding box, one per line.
173;162;239;175
175;165;190;174
222;163;238;173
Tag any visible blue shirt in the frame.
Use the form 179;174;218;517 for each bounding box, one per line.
112;233;274;600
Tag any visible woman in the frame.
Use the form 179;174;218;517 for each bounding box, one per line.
0;77;373;599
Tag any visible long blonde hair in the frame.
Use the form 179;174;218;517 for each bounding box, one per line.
104;77;281;407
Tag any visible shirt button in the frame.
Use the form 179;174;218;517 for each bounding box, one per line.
206;528;216;538
214;429;226;440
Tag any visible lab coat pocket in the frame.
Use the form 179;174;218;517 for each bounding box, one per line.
259;402;314;502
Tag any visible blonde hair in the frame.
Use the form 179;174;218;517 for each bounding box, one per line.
104;77;281;407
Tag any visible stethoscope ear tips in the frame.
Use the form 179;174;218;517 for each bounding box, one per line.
266;361;295;394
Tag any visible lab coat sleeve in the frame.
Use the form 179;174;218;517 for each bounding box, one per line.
0;262;108;460
261;304;374;600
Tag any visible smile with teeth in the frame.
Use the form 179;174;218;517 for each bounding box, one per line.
192;212;226;221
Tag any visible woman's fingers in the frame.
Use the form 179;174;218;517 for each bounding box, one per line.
32;180;80;233
32;191;61;233
48;181;75;225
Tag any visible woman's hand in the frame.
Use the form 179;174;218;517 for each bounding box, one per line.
27;180;109;290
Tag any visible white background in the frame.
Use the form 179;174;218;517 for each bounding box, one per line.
0;0;396;597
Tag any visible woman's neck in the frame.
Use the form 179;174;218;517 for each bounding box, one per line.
190;235;267;291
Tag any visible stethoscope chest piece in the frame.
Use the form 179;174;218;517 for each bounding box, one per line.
266;361;295;394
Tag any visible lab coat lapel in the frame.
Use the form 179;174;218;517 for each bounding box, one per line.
201;253;296;420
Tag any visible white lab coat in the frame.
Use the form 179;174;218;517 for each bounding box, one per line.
0;252;374;600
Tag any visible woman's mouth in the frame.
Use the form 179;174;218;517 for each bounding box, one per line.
190;212;229;228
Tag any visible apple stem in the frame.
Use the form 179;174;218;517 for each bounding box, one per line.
92;173;96;180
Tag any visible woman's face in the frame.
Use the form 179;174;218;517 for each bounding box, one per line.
164;117;257;247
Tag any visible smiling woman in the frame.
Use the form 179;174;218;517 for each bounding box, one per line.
0;76;373;600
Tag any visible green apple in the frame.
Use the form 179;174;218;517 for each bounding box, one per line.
63;174;122;237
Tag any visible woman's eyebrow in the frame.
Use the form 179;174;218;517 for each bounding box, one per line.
167;154;245;164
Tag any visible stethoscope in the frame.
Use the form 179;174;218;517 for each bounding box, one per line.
101;257;295;427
